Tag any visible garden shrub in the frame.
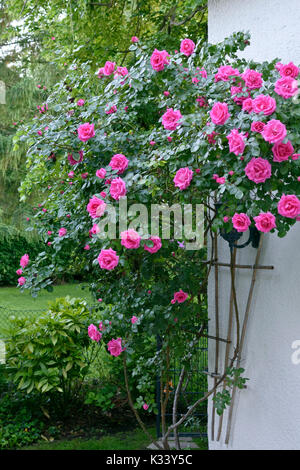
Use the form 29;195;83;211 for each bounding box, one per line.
5;296;97;411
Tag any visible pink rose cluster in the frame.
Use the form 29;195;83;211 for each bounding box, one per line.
231;194;300;235
97;61;129;79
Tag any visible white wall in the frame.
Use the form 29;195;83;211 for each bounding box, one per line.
208;0;300;450
208;0;300;63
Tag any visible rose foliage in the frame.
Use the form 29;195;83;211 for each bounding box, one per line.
16;32;300;426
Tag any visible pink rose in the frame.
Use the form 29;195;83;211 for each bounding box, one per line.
232;213;251;232
90;223;100;236
77;123;95;142
173;290;188;303
173;167;193;190
214;65;240;82
16;268;23;275
18;276;26;286
107;338;123;357
251;121;265;133
114;66;128;78
210;102;230;125
131;36;139;43
109;154;129;174
121;229;141;249
278;62;299;79
131;316;138;324
241;69;263;90
109;177;127;200
20;254;29;268
252;95;276;115
272;141;294;162
230;86;249;105
143;403;149;410
180;38;195;56
105;105;117;114
97;67;105;78
98;248;119;270
58;228;67;237
88;324;102;342
144;236;162;254
261;119;287;144
197;68;207;78
68;151;84;165
242;98;253;113
216;177;226;184
150;49;170;72
278;194;300;218
254;212;276;233
226;129;246;155
245;157;272;183
162;108;182;130
87;196;106;218
84;244;90;250
103;61;116;76
207;131;218;144
96;168;106;179
196;96;207;107
275;76;298;99
77;99;85;106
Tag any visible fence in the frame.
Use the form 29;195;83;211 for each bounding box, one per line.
156;331;208;438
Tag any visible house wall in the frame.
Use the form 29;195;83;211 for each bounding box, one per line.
207;0;300;450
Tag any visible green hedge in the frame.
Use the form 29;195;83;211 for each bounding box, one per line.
0;224;42;286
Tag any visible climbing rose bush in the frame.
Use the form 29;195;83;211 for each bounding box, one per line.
16;32;300;416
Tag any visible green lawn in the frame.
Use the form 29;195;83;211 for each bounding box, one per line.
0;283;94;335
0;283;93;310
23;427;208;450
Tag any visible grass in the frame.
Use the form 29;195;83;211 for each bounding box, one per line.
23;427;208;450
0;283;93;310
0;283;94;335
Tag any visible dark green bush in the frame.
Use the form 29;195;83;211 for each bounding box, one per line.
0;224;43;286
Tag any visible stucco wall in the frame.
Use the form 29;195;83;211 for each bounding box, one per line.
207;0;300;450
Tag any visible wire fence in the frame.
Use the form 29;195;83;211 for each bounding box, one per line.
0;306;44;340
